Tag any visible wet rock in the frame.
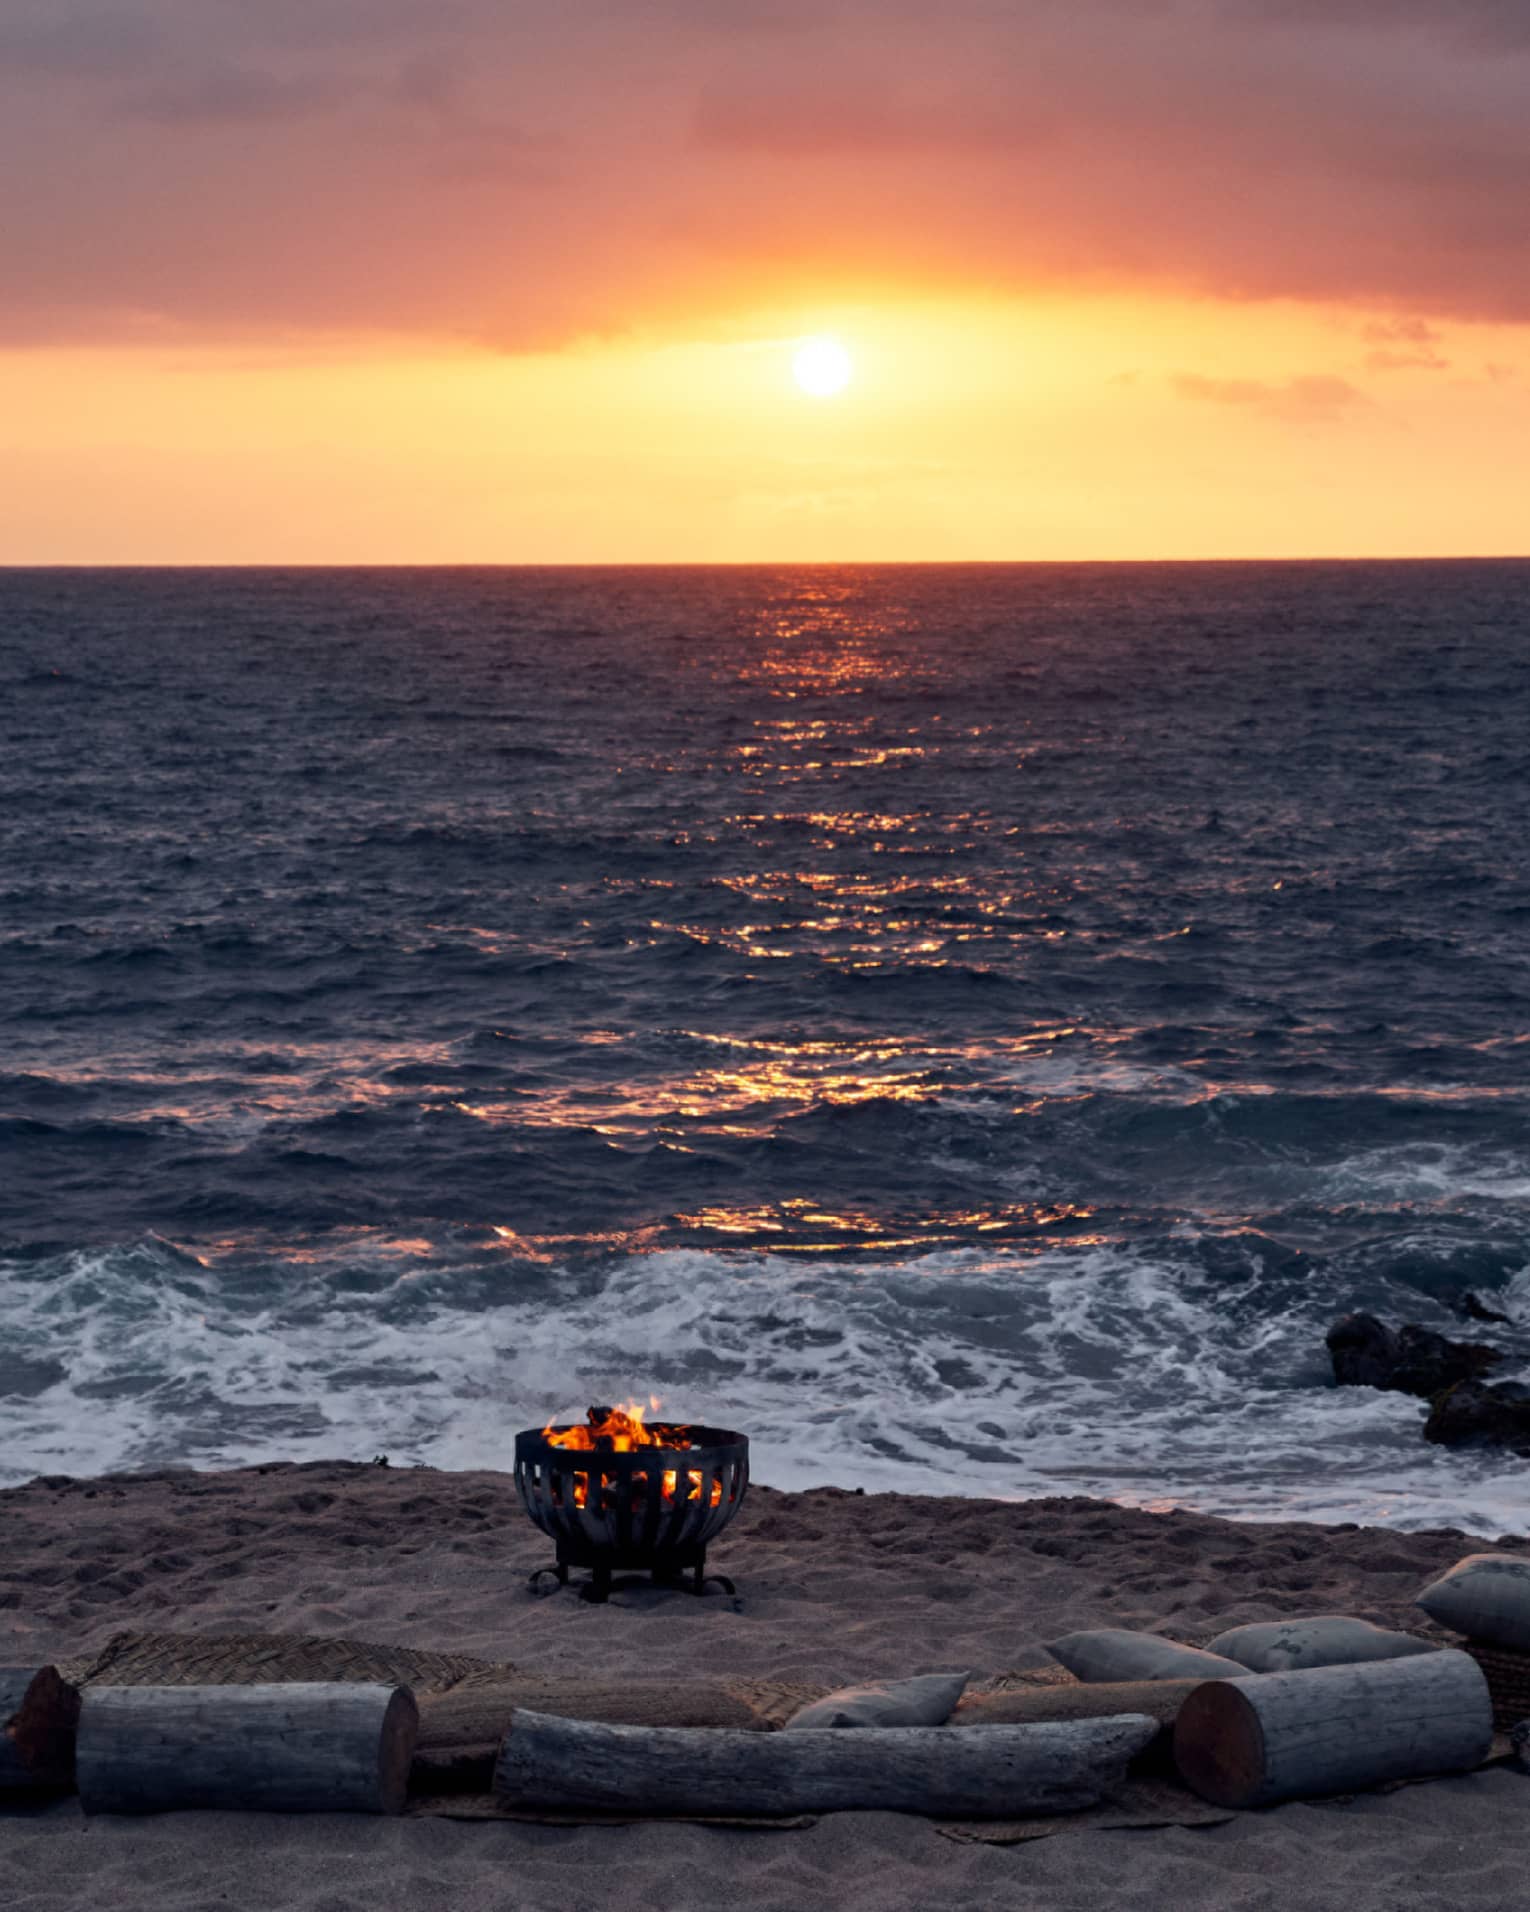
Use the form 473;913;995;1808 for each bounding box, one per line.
1422;1380;1530;1456
1456;1291;1513;1327
1326;1312;1503;1397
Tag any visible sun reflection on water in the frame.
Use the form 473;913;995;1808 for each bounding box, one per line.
671;1197;1103;1255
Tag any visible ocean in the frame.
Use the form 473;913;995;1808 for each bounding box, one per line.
2;562;1528;1533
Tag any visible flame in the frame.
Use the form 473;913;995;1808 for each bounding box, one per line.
542;1402;724;1510
543;1399;669;1452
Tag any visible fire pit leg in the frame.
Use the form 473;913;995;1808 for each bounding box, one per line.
528;1562;569;1595
580;1563;615;1606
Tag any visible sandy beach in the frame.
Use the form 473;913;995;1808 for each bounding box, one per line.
3;1460;1528;1910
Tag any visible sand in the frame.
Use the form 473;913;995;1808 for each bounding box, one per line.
3;1461;1528;1910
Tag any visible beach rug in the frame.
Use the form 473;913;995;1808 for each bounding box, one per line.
955;1674;1200;1744
60;1628;495;1694
934;1778;1237;1844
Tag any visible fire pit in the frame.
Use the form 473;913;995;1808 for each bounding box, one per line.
515;1404;749;1602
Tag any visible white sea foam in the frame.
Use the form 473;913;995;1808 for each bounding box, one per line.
991;1052;1211;1098
2;1236;1526;1538
1316;1143;1530;1205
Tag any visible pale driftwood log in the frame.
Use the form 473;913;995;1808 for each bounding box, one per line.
0;1667;80;1794
494;1709;1159;1818
1173;1647;1492;1809
76;1682;418;1816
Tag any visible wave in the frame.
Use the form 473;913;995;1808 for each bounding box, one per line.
1;1234;1525;1536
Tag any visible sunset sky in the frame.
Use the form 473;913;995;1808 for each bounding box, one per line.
3;0;1528;561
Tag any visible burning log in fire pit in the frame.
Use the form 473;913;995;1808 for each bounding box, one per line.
515;1403;748;1603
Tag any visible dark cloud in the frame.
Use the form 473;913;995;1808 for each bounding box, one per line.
0;11;160;75
1232;1;1530;53
118;65;345;126
392;56;457;111
691;90;1055;157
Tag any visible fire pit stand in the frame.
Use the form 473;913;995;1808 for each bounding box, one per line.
528;1541;731;1603
515;1423;749;1605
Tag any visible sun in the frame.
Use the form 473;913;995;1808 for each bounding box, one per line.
792;336;853;398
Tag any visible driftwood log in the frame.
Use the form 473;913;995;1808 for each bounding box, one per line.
1174;1648;1492;1809
494;1708;1158;1818
76;1682;418;1816
0;1667;80;1794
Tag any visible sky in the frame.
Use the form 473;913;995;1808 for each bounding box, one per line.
2;0;1528;560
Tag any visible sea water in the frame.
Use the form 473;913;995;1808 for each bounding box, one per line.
2;563;1528;1533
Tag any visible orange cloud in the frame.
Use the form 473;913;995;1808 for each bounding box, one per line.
1172;373;1368;421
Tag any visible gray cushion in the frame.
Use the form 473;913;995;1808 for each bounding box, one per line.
1207;1616;1436;1673
1043;1629;1244;1683
1416;1554;1530;1652
783;1671;970;1729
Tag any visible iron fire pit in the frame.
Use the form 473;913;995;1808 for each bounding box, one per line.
515;1416;749;1602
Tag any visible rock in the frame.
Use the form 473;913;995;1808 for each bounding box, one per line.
1456;1291;1512;1327
1326;1313;1503;1398
1422;1380;1530;1456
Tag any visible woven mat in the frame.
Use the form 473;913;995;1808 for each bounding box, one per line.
1465;1642;1530;1731
60;1630;497;1694
955;1678;1199;1730
412;1799;818;1831
416;1776;1231;1838
935;1778;1236;1845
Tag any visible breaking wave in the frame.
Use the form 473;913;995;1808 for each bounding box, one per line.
2;1231;1526;1535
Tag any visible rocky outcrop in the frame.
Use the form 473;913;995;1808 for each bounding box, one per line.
1456;1292;1512;1327
1326;1312;1503;1398
1423;1380;1530;1457
1327;1311;1530;1457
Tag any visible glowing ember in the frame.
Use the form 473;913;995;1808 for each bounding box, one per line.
543;1402;724;1509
